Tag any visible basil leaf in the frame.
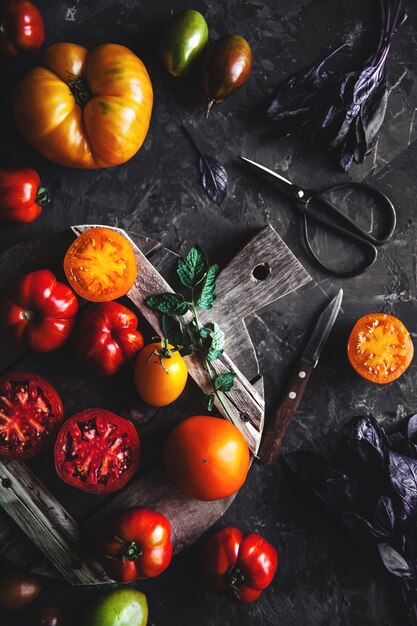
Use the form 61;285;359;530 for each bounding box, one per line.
207;348;224;361
205;393;215;412
207;323;224;361
199;327;211;339
147;293;189;316
161;314;184;346
214;372;236;392
177;246;208;288
198;264;219;311
199;155;228;206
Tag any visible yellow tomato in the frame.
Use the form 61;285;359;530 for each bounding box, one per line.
12;43;153;169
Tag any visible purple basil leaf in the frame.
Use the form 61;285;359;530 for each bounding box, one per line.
199;155;228;206
378;543;416;578
181;125;228;207
388;451;417;522
407;414;417;444
361;80;388;152
345;415;387;471
374;495;395;535
267;45;344;122
342;511;388;539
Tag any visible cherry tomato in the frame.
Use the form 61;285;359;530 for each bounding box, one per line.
31;606;64;626
133;342;188;407
64;228;137;302
0;167;48;224
0;269;79;352
0;0;45;58
163;415;250;501
54;409;140;494
0;372;63;460
201;526;278;603
0;571;41;611
73;302;144;377
97;507;172;583
347;313;414;384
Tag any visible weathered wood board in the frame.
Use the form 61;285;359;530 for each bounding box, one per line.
0;225;311;584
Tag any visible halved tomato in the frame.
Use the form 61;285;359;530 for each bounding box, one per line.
0;372;63;460
54;408;140;494
63;228;137;302
347;313;414;384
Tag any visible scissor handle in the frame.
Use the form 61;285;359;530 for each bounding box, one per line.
312;182;397;245
302;214;378;278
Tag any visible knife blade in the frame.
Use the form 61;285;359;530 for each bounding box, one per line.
258;289;343;463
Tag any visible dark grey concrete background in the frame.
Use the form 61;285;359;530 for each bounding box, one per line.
0;0;416;624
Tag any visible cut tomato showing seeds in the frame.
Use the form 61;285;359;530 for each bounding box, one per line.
0;372;63;460
54;409;140;494
347;313;414;384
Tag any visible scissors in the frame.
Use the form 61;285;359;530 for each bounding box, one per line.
239;156;396;278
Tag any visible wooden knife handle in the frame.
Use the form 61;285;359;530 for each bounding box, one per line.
258;361;314;463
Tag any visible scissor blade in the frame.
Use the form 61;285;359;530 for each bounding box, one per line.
239;156;294;192
302;289;343;366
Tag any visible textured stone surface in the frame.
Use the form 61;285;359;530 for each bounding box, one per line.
0;0;416;624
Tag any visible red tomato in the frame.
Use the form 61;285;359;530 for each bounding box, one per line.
163;415;250;501
73;302;144;377
0;0;45;58
54;409;140;494
97;507;173;583
0;372;63;460
0;269;78;352
201;526;278;603
0;167;48;224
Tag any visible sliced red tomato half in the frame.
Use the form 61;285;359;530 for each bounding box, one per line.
0;372;63;460
54;409;140;494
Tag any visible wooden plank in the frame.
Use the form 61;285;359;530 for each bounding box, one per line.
0;459;109;584
201;224;312;381
72;225;265;455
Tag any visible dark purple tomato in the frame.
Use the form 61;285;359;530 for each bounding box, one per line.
202;34;252;116
0;572;41;611
31;605;64;626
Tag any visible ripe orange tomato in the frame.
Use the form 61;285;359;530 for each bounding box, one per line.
12;42;153;169
64;228;137;302
133;342;188;407
347;313;413;384
164;415;250;501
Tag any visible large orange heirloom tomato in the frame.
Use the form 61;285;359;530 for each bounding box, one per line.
12;42;153;169
164;415;250;501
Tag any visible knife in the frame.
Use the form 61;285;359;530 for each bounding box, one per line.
258;288;343;463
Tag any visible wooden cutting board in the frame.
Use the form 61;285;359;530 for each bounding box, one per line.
0;224;311;584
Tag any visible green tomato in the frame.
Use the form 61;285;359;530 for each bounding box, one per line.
84;589;148;626
160;9;209;77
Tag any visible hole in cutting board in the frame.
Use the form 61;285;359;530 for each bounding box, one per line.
251;262;271;282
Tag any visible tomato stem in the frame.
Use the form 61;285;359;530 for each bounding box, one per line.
206;99;215;118
22;308;37;322
35;187;50;206
68;75;92;107
106;536;142;562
